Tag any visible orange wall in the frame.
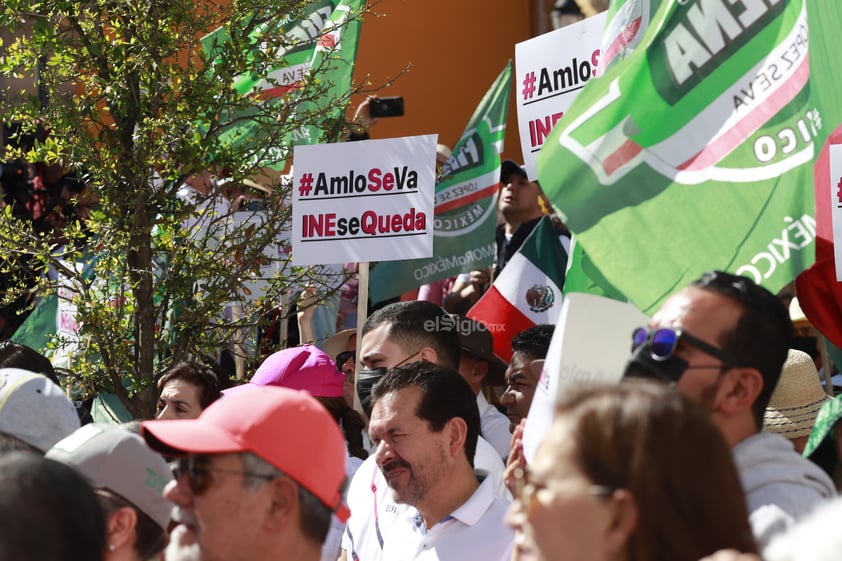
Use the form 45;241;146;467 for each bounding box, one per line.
352;0;534;163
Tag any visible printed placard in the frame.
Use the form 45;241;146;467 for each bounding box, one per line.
515;13;607;180
291;135;437;265
522;292;648;462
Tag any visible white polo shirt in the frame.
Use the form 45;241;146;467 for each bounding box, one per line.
342;437;509;561
380;476;513;561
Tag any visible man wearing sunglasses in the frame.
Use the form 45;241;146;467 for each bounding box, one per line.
142;386;349;561
623;270;835;547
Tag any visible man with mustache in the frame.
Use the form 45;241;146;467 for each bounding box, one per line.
367;362;513;560
340;300;509;561
142;386;349;561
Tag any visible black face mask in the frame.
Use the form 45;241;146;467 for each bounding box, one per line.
622;342;690;385
356;367;388;417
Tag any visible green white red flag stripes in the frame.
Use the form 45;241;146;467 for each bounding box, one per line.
467;216;568;362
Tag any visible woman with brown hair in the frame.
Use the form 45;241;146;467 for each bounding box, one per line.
507;380;757;561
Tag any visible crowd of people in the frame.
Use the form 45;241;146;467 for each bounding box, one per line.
0;183;841;561
4;0;841;559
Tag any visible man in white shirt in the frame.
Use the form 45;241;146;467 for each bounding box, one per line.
341;301;510;561
366;362;512;561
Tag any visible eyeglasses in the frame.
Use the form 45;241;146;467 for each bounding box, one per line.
171;455;278;496
631;327;745;368
336;350;355;372
513;466;614;510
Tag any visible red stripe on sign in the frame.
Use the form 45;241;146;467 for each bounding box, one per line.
678;54;810;172
468;286;535;363
435;183;499;215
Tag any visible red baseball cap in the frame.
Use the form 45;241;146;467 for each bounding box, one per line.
142;385;349;521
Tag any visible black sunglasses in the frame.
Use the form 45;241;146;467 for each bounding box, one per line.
171;455;277;495
631;327;745;367
335;351;355;372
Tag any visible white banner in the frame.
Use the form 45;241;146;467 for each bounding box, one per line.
522;292;648;462
291;135;437;266
515;13;607;180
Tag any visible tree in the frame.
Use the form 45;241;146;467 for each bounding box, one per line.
0;0;365;417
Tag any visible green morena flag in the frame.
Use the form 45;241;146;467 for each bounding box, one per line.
200;0;364;169
368;61;513;302
538;0;842;314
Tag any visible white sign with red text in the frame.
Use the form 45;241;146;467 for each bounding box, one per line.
515;12;607;180
292;135;437;266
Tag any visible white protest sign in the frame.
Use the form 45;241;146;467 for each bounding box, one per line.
515;12;607;180
522;292;648;462
830;143;842;280
291;135;437;266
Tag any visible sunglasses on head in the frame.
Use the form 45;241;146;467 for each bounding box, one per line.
171;455;277;496
631;327;745;367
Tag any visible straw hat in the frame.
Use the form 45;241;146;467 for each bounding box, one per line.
323;329;356;360
763;349;831;439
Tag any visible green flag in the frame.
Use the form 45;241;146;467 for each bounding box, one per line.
368;61;513;302
538;0;842;314
200;0;364;169
10;294;58;352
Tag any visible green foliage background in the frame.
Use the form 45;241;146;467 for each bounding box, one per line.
0;0;364;417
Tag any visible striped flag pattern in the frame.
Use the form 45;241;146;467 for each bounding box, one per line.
468;216;568;362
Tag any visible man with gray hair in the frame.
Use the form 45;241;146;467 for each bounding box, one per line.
142;385;349;561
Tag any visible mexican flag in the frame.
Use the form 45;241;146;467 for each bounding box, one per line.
200;0;364;169
467;216;568;362
796;125;842;351
538;0;842;314
368;62;512;302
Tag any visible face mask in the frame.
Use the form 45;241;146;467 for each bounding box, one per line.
356;367;388;417
622;342;690;385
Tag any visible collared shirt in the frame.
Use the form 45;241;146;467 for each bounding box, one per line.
342;439;509;561
477;392;512;460
380;476;513;561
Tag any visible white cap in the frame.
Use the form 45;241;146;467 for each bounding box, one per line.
0;368;80;451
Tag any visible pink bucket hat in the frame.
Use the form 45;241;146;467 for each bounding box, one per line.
224;344;344;398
